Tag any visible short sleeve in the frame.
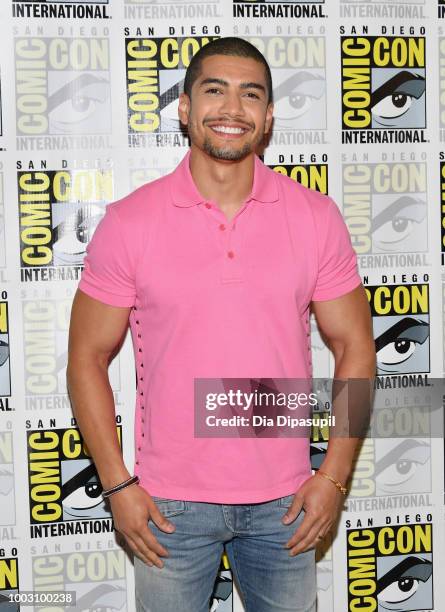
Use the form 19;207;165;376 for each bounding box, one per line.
78;204;136;307
311;196;362;302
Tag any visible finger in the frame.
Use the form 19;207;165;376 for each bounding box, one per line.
281;494;304;525
124;533;155;567
284;511;319;549
149;505;177;533
288;523;323;556
132;533;166;568
140;524;171;558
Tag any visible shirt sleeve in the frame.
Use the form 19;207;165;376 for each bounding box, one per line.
78;204;136;307
311;196;362;302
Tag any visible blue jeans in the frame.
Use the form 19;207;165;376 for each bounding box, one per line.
134;494;316;612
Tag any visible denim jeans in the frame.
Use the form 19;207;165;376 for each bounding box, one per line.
134;494;316;612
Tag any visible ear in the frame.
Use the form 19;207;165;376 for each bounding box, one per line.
264;102;274;134
178;92;191;126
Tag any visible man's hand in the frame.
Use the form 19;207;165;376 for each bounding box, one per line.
281;474;344;555
108;484;177;568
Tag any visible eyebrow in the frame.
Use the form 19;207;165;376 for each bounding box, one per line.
199;77;266;94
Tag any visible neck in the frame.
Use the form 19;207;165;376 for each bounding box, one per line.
188;144;255;206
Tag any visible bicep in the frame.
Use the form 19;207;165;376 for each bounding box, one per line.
68;289;131;365
311;285;374;357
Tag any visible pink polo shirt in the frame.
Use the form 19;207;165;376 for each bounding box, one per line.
78;150;362;503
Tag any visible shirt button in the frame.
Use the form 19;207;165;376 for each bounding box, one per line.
219;223;226;231
137;446;141;451
205;203;211;209
136;460;139;465
227;251;235;258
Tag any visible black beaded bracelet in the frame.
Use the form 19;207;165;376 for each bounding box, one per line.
102;475;140;499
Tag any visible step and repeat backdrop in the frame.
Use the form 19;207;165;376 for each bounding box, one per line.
0;0;445;610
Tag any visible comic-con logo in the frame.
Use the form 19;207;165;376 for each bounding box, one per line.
341;36;426;144
125;35;219;147
269;163;328;193
0;299;11;398
245;36;326;143
27;426;122;535
347;521;433;611
18;168;112;282
343;161;428;258
233;0;326;19
0;552;18;609
31;548;126;610
365;284;430;375
12;0;110;19
15;36;111;148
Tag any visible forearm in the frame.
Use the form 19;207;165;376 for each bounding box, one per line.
320;343;376;484
66;356;131;490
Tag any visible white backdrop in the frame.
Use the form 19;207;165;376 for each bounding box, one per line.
0;1;444;611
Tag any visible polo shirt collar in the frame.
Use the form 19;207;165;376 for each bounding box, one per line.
170;150;279;207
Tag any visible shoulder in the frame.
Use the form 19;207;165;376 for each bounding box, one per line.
271;167;334;218
108;173;172;224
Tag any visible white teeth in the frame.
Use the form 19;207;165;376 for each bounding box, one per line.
211;125;245;134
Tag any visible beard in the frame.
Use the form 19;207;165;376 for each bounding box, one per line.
202;136;254;161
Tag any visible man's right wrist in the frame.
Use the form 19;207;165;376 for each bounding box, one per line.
100;469;132;491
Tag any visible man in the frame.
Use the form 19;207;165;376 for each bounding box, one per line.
67;37;376;611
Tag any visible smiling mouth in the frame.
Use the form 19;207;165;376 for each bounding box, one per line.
208;124;250;136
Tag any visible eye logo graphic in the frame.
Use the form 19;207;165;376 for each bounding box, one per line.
365;284;430;375
341;37;426;142
347;523;433;612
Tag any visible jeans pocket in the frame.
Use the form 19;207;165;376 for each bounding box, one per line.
278;494;296;508
150;497;188;518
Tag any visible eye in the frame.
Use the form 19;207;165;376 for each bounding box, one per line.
244;91;260;99
378;577;419;604
53;205;104;259
374;318;429;371
372;198;426;250
371;93;414;119
49;77;110;127
376;338;417;365
274;91;317;120
205;88;222;95
62;480;104;511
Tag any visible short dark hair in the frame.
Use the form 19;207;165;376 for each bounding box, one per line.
184;37;273;105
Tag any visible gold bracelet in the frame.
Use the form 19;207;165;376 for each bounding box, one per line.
316;469;348;496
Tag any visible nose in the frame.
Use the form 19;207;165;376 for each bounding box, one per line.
218;89;245;117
